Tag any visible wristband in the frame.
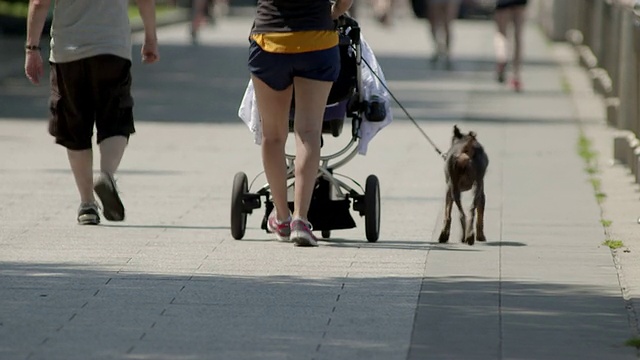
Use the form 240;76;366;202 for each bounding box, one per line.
25;45;41;51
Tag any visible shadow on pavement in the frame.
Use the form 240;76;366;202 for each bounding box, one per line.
408;275;635;360
0;261;633;359
0;42;571;126
320;238;526;251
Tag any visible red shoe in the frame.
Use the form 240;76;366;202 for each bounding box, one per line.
510;78;522;92
267;211;291;242
290;218;318;247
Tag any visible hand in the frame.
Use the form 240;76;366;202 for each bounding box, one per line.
25;51;44;85
141;41;159;64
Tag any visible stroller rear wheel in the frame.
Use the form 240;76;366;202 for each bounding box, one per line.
230;172;249;240
364;175;380;242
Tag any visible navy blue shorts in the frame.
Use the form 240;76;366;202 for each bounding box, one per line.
248;41;340;91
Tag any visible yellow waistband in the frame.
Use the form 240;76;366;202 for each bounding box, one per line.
251;31;339;53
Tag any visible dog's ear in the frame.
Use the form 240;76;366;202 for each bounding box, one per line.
469;131;477;138
453;125;463;138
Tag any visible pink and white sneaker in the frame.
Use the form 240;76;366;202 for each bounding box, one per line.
267;211;291;242
290;218;318;247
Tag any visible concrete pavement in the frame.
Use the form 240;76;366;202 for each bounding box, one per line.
1;7;639;360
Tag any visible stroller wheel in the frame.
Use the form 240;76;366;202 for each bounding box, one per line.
364;175;380;242
230;172;248;240
321;230;331;239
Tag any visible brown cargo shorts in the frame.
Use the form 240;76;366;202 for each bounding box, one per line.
49;54;135;150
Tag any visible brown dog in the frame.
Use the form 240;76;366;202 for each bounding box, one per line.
438;125;489;245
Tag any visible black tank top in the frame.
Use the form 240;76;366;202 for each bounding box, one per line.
251;0;335;34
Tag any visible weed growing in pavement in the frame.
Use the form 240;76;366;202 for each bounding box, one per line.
578;136;598;167
577;134;614;231
560;75;572;94
578;135;605;199
603;239;624;250
625;337;640;349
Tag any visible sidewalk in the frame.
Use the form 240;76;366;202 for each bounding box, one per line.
0;9;639;360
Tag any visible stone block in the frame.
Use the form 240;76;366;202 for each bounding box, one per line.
635;149;640;184
566;29;583;46
627;137;640;173
577;45;598;69
614;135;627;164
605;97;620;127
590;68;612;96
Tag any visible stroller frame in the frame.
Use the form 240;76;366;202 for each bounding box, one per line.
231;17;381;242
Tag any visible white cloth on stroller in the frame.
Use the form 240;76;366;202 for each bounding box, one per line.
237;35;393;156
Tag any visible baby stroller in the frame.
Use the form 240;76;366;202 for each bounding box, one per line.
231;16;388;242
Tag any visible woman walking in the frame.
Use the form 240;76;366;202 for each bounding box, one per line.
493;0;528;91
426;0;462;69
247;0;352;246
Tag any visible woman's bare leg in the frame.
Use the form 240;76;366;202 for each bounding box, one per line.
511;5;527;83
251;75;293;222
493;8;510;82
428;2;447;60
444;1;461;59
373;0;392;25
190;0;208;43
291;77;333;220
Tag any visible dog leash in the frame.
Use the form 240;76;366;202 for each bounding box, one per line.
360;56;447;161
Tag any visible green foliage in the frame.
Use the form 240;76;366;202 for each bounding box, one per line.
625;337;640;349
603;240;623;250
578;136;597;163
0;0;29;17
0;1;174;20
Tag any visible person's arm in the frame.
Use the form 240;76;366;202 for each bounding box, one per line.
136;0;160;63
24;0;51;85
331;0;353;19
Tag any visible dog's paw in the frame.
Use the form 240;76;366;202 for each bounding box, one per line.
476;233;486;242
438;232;450;243
465;234;475;245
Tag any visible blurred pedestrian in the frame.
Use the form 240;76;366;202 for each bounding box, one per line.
190;0;230;44
248;0;352;246
24;0;159;225
190;0;211;44
372;0;394;26
493;0;528;91
426;0;462;69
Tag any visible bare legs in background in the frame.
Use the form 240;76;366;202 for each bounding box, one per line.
494;4;527;91
427;0;461;69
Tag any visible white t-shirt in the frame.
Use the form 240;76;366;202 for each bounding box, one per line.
49;0;132;63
